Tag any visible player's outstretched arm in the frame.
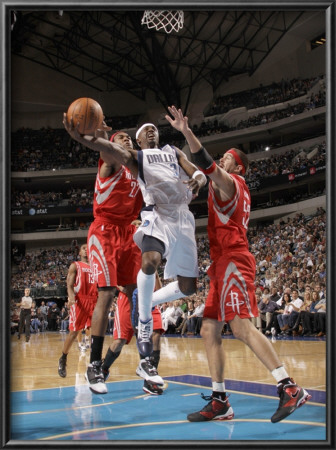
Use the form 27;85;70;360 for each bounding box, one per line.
165;105;203;154
63;112;135;169
165;105;234;199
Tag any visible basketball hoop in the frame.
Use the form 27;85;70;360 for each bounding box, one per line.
141;10;184;34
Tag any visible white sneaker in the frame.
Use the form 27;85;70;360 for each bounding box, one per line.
85;361;108;394
136;358;164;386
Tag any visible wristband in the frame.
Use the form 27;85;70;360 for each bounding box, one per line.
202;161;217;174
191;146;215;173
192;170;207;184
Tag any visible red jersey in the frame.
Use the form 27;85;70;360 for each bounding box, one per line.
74;261;98;301
207;174;251;260
93;159;143;225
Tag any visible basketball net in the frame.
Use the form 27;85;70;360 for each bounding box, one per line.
141;10;184;34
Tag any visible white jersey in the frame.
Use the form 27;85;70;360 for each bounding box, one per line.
137;145;193;208
133;144;199;280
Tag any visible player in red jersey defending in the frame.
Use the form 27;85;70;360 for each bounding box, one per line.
58;243;98;377
165;105;311;424
64;114;143;393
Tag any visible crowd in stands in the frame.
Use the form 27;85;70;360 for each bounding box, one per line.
11;139;326;216
246;140;326;183
11;207;326;338
193;90;325;141
205;76;324;116
234;91;325;131
11;246;78;294
11;75;326;173
11;187;94;209
104;113;140;130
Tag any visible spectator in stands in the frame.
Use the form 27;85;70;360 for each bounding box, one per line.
285;291;315;336
276;292;292;332
313;296;326;337
162;300;184;333
187;299;205;335
176;300;195;335
59;307;69;332
48;303;61;331
30;302;41;333
107;304;115;334
258;293;280;334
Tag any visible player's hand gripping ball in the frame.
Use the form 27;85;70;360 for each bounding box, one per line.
66;97;104;135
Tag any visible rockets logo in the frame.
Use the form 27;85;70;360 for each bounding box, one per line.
226;291;245;313
220;262;253;320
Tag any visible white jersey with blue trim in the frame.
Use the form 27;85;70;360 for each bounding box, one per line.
137;144;193;207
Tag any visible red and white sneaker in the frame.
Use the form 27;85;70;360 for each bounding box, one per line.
271;378;311;423
187;394;234;422
143;380;163;395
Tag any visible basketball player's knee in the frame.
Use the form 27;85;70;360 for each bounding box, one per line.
141;261;157;274
111;339;126;353
141;254;161;274
231;323;251;342
178;278;197;296
200;324;221;345
200;325;208;340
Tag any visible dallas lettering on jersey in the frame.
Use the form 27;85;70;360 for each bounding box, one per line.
146;153;177;164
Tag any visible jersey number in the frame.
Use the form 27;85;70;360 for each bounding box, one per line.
88;273;96;284
129;181;140;198
242;200;250;230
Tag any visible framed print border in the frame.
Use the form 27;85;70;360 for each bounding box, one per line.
1;1;335;449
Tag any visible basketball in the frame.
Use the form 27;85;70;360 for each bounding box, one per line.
66;97;104;135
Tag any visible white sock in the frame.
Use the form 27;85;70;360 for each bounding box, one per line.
152;281;186;307
137;270;155;323
271;366;290;383
212;381;226;392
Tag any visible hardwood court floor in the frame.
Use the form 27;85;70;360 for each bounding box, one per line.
9;332;326;442
11;331;326;392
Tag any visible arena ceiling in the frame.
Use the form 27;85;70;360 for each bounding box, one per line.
10;9;325;111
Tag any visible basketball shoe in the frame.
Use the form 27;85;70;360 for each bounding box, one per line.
271;378;311;423
58;356;67;378
187;394;234;422
136;357;164;385
143;380;163;395
85;360;107;394
136;318;153;357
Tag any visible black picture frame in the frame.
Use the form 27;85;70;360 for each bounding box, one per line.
1;1;335;449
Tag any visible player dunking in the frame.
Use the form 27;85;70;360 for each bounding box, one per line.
58;243;98;378
165;105;311;423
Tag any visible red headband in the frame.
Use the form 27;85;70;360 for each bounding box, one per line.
226;149;246;175
109;131;121;142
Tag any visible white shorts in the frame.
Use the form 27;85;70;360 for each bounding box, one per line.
133;204;199;280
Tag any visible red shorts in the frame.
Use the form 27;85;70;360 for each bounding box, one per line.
69;295;97;331
87;220;141;288
113;292;164;344
204;251;258;322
